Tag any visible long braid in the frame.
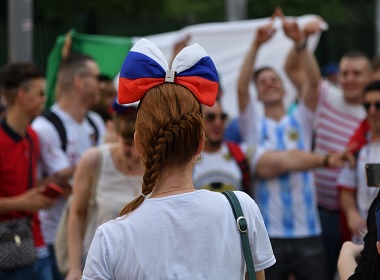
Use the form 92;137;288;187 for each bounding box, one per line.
119;83;203;216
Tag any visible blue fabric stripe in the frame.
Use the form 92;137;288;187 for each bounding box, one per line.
290;116;316;235
303;171;317;234
257;119;270;230
120;51;166;79
276;124;294;236
257;179;270;230
260;120;267;146
177;57;219;82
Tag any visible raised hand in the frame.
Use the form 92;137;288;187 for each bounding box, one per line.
253;23;276;48
283;20;304;44
303;18;326;38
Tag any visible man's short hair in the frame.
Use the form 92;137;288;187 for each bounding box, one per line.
372;56;380;72
253;66;277;84
58;53;95;72
98;74;112;83
364;80;380;95
342;50;368;60
57;53;96;91
0;63;42;105
0;63;42;90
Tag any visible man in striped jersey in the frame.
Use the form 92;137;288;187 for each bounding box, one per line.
312;53;371;279
238;17;326;279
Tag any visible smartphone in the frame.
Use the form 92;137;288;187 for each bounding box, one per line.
42;183;64;199
376;205;380;241
365;164;380;187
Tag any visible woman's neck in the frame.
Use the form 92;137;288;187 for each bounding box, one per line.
150;164;195;198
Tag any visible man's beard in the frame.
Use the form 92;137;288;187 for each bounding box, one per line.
206;139;223;148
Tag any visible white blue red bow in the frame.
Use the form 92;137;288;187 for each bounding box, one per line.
118;38;219;107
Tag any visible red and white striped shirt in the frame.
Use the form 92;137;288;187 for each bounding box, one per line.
313;80;366;210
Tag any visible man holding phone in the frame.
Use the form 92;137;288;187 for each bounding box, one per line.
338;81;380;244
0;63;56;279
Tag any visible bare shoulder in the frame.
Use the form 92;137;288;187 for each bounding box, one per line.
79;146;103;172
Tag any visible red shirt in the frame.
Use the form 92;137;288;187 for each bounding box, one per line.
0;119;45;247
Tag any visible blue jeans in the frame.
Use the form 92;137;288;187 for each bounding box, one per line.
48;245;64;280
318;206;342;280
265;236;326;280
0;256;53;280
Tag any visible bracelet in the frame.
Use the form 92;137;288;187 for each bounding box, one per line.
296;40;307;52
323;154;331;167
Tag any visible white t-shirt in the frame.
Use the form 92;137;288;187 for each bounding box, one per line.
337;142;380;220
193;142;264;193
83;190;276;280
32;104;105;244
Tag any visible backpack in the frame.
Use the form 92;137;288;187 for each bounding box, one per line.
42;110;99;151
226;141;251;195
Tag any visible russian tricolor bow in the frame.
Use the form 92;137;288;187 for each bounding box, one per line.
118;38;219;107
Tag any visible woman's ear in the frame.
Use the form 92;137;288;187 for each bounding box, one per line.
196;132;205;155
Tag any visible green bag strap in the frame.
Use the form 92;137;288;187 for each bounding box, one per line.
222;191;256;280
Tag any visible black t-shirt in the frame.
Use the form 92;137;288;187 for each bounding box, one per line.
349;189;380;279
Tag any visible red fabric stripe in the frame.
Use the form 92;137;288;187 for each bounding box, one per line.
118;76;218;107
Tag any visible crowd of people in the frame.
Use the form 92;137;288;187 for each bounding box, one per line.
1;8;380;280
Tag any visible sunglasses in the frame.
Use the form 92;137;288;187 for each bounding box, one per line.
203;112;228;122
363;102;380;111
81;73;101;81
24;86;45;97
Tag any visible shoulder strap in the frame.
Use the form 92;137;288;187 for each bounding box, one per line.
86;114;99;146
42;111;67;152
226;141;250;194
222;191;256;280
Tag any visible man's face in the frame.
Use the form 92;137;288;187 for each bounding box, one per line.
99;81;117;109
339;57;371;103
255;69;285;105
363;90;380;135
120;137;140;164
202;102;227;147
81;61;100;108
21;78;46;118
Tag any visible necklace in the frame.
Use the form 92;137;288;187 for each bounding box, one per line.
150;186;196;198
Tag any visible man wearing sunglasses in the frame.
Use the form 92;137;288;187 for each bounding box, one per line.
338;81;380;246
31;53;106;280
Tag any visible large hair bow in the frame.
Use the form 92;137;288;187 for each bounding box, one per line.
118;38;219;107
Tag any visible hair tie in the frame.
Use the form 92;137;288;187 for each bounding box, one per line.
117;38;219;107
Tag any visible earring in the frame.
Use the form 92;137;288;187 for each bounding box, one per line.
139;155;144;164
196;154;202;163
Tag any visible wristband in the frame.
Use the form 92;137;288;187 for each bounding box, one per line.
296;40;307;52
323;154;330;167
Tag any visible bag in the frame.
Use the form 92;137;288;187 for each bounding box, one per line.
0;217;37;270
222;191;256;280
226;141;251;194
55;148;102;275
42;110;99;152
